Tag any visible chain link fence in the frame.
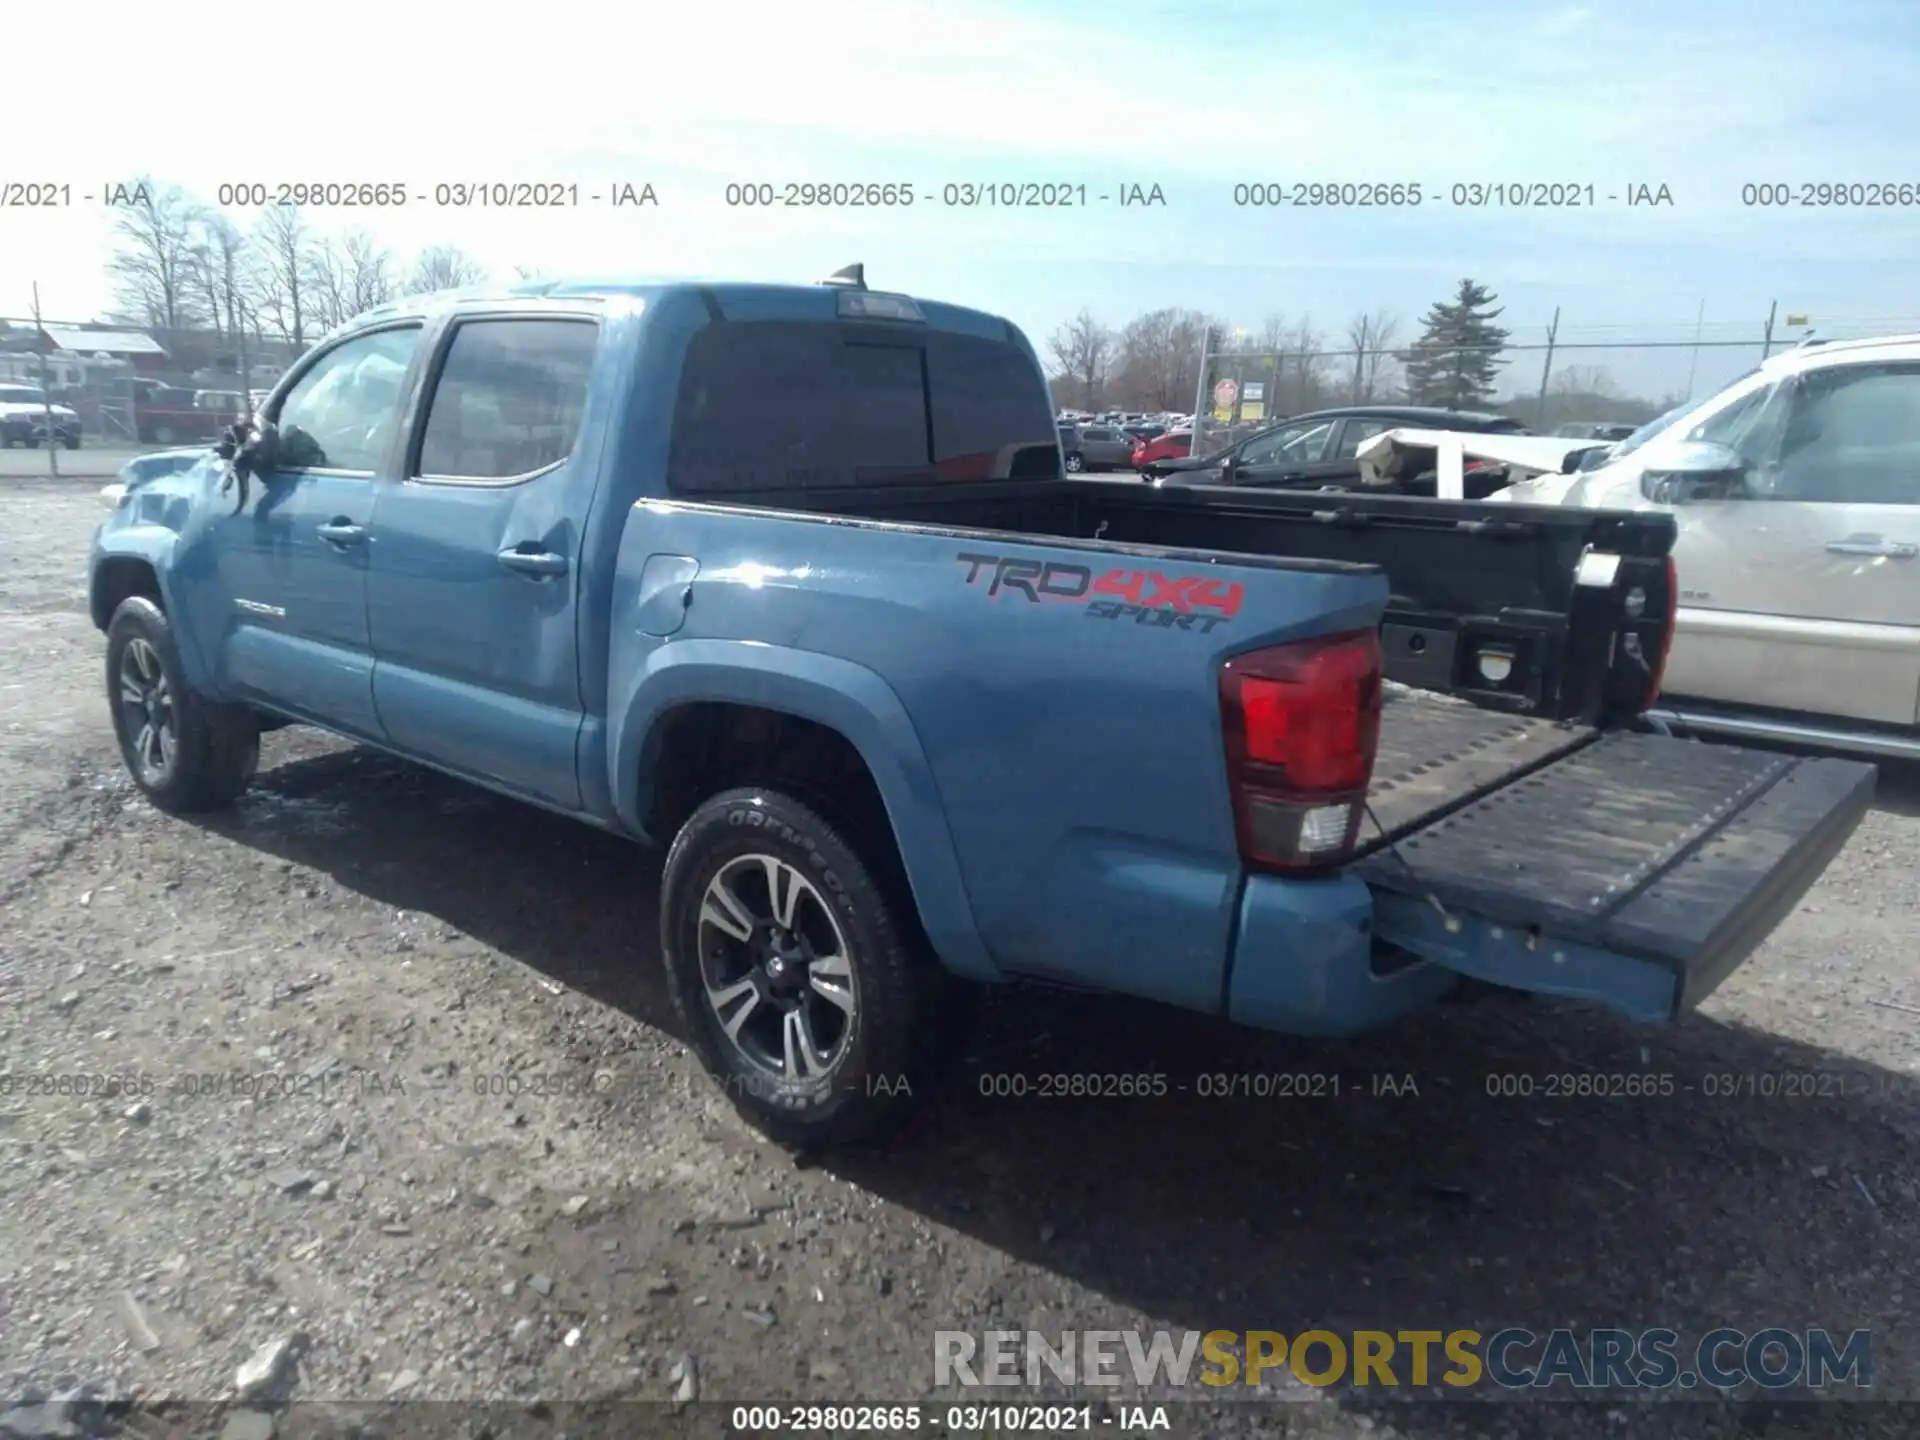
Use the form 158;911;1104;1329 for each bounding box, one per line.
1172;311;1920;456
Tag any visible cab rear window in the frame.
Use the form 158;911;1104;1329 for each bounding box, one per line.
667;320;1056;492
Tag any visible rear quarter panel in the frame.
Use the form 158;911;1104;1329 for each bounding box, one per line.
609;501;1387;1008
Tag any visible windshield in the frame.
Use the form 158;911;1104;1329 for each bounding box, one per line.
1608;371;1760;460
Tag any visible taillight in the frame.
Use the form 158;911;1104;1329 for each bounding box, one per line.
1219;629;1382;873
1644;554;1679;706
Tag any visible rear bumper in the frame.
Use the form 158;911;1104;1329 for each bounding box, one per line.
1223;731;1875;1037
1225;871;1458;1036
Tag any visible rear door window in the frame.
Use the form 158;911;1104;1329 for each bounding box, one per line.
414;318;599;481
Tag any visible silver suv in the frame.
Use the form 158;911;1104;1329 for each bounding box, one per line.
1496;335;1920;758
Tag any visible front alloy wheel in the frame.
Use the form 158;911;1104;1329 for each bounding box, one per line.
117;637;177;788
698;853;857;1083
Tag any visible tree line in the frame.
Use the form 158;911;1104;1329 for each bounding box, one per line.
102;175;504;357
1048;279;1673;427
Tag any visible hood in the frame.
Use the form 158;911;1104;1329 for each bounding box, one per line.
0;400;78;419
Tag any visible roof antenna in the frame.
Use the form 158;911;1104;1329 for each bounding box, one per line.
821;263;866;290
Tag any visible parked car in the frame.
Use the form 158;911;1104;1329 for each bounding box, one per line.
0;383;82;449
130;379;227;446
1493;334;1920;759
1059;422;1136;472
1130;429;1193;469
89;272;1872;1148
1148;406;1531;495
1554;421;1637;441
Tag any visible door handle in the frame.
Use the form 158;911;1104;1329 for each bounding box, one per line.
497;546;569;577
316;520;366;546
1826;539;1918;559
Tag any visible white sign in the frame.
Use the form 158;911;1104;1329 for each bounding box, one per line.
1242;383;1264;402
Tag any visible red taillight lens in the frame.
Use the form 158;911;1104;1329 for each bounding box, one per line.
1220;629;1382;872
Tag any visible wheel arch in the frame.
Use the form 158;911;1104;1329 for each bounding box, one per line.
613;641;998;982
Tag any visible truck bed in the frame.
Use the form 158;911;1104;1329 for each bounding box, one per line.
776;476;1677;729
1361;686;1596;847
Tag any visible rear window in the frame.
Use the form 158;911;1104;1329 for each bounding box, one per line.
667;320;1056;492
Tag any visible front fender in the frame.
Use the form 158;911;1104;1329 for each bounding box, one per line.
89;525;215;693
610;639;998;982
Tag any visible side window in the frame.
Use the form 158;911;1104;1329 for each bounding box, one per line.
416;318;599;480
928;332;1054;480
274;327;420;472
1762;366;1920;504
1685;379;1783;462
1237;426;1300;466
1331;419;1393;461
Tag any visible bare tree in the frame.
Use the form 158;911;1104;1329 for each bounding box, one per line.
108;178;205;330
187;212;251;352
250;205;314;351
1113;308;1219;411
304;236;352;335
343;231;396;314
1277;316;1330;413
1550;363;1620;397
406;245;489;295
1045;309;1115;410
1344;310;1402;402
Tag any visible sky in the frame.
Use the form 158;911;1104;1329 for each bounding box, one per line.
5;0;1920;401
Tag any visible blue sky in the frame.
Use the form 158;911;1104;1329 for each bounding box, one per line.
5;0;1919;399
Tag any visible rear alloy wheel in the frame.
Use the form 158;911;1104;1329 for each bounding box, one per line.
1063;452;1084;473
661;787;945;1147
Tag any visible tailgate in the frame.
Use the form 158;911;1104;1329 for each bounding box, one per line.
1356;730;1876;1019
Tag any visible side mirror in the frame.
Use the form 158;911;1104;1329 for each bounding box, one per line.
1560;443;1609;474
1640;440;1747;504
233;420;280;477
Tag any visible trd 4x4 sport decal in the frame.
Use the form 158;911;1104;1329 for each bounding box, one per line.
956;551;1243;633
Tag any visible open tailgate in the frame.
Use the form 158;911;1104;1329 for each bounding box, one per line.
1356;725;1875;1020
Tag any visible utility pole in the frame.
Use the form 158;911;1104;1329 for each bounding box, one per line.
30;283;58;479
1191;325;1212;452
1759;299;1778;361
1683;298;1706;400
1533;307;1560;429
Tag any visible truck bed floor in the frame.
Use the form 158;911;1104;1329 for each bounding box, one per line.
1360;687;1596;850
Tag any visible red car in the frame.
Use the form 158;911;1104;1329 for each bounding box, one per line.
1130;429;1192;469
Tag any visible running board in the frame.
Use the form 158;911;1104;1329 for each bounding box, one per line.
1646;705;1920;762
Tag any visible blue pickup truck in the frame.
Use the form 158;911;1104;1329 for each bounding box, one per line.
89;269;1876;1146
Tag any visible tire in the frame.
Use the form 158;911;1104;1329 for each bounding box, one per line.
153;423;176;445
660;787;948;1148
65;434;81;451
1063;452;1084;473
105;597;259;814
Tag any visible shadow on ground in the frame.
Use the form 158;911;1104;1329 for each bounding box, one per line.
202;740;1919;1437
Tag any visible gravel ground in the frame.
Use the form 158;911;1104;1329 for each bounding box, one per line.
1;474;1916;1440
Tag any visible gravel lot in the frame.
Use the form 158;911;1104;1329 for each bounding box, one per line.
2;473;1917;1440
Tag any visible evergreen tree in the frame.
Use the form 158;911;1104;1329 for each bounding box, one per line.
1402;279;1511;408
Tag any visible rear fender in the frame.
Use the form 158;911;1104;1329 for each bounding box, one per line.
610;638;998;981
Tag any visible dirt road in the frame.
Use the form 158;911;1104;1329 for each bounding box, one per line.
2;475;1916;1439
